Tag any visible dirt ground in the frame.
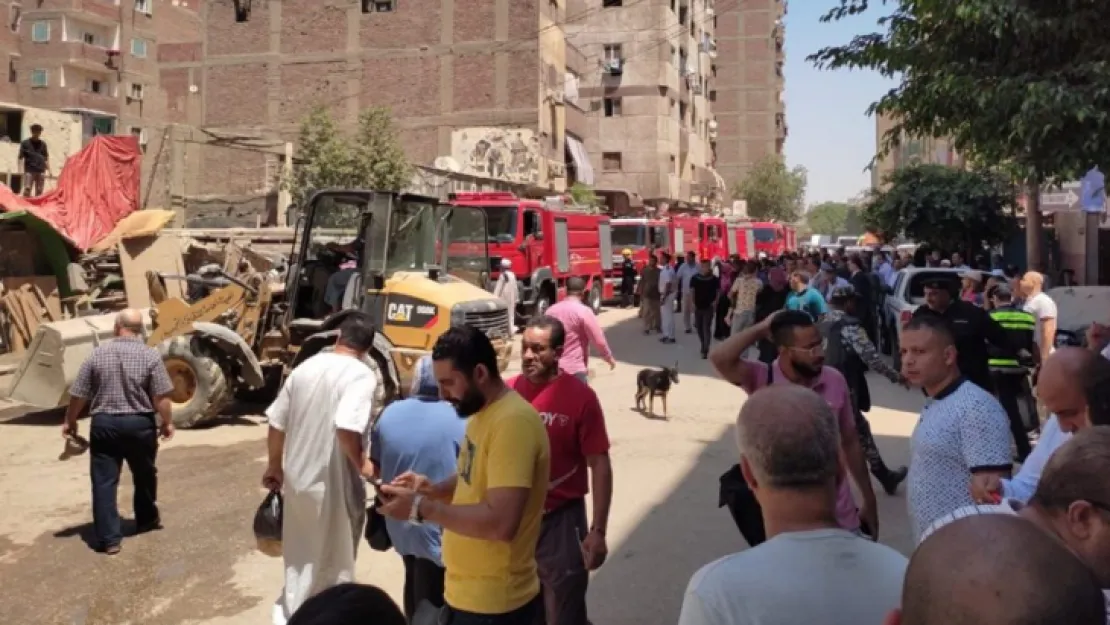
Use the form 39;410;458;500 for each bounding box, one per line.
0;308;926;625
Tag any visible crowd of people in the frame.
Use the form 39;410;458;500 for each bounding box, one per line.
59;223;1110;624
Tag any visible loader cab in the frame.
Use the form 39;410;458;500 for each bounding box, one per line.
284;190;491;343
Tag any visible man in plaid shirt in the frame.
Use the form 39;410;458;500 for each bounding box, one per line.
64;309;175;555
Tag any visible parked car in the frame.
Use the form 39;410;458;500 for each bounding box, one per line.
1047;286;1110;348
880;267;964;370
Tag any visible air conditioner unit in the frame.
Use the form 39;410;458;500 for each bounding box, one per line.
708;119;718;130
706;7;714;16
604;58;623;75
139;129;148;147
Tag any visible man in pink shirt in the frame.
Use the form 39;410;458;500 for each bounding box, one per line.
710;309;879;539
545;277;616;384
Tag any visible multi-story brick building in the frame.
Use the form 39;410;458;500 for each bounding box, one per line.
181;0;572;197
713;0;786;188
6;0;202;145
566;0;724;207
870;111;963;190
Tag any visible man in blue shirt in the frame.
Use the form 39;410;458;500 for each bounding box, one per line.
370;355;466;620
785;271;827;321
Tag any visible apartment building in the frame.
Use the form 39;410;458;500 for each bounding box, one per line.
713;0;786;187
4;0;202;150
870;111;963;189
566;0;724;207
189;0;572;195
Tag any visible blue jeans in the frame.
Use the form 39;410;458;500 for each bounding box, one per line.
89;413;160;548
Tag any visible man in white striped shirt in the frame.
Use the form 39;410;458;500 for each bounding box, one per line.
919;428;1110;622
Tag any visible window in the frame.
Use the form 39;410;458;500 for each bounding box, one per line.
603;97;621;117
361;0;394;11
134;0;152;15
7;56;15;84
602;0;622;5
679;102;687;123
602;152;622;171
130;83;144;100
602;44;622;62
131;38;147;57
9;4;21;33
92;116;114;135
30;20;48;42
669;155;677;171
709;89;717;102
87;79;104;94
678;6;687;24
30;68;46;87
82;32;97;45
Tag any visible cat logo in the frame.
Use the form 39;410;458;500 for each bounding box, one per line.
387;303;413;323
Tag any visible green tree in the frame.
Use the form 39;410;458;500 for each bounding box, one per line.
809;0;1110;268
287;106;360;209
287;106;412;223
352;106;412;192
805;201;853;236
568;182;599;206
862;165;1018;255
732;156;807;222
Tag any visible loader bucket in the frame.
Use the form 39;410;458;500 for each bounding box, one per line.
3;312;151;408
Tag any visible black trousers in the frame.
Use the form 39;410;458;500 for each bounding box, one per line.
439;595;540;625
694;307;715;355
714;296;731;339
993;371;1034;461
403;555;446;622
89;413;159;548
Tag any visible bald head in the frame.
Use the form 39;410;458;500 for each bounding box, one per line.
1019;270;1044;296
114;308;143;336
1038;347;1096;432
735;385;840;489
901;515;1104;625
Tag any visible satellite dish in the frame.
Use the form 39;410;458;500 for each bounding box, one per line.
433;156;461;172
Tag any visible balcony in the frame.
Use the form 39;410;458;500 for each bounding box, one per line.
775;112;788;138
57;88;119;116
59;41;118;74
680;125;690;153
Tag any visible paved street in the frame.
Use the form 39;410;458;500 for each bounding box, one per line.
0;308;927;625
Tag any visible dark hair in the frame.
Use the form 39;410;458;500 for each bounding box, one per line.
566;277;586;295
902;314;956;347
1084;355;1110;426
337;314;375;351
770;310;815;347
286;583;405;625
525;315;566;350
30;123;43;133
432;325;500;380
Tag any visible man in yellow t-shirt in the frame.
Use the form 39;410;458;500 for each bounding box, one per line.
381;326;550;624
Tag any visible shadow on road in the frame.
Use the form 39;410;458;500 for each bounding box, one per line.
586;426;914;625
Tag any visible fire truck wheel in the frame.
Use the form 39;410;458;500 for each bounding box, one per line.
589;281;602;314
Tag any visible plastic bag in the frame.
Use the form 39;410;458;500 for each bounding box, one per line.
253;490;283;557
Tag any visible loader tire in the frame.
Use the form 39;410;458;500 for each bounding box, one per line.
159;335;233;429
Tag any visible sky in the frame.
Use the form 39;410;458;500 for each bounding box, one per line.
782;2;896;206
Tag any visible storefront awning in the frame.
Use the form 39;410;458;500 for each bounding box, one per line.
566;136;595;186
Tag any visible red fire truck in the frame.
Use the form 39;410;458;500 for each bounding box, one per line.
751;221;792;257
449;192;614;318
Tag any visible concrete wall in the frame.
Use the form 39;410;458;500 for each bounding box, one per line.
0;104;83;192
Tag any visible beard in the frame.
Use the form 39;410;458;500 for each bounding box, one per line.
522;358;559;381
791;360;824;379
448;382;487;417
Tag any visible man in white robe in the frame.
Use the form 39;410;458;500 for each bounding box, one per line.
262;315;378;625
493;257;519;333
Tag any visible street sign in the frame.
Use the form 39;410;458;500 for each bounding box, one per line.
1080;167;1106;213
1040;182;1082;211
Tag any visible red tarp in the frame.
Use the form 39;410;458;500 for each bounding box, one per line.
0;135;141;250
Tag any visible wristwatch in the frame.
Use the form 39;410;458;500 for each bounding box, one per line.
409;494;425;525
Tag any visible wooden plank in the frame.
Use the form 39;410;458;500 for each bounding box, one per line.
118;234;187;308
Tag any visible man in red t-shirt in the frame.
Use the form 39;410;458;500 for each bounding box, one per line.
508;315;613;625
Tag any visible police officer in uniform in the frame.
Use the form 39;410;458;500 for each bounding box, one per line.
986;283;1038;461
911;276;1011;393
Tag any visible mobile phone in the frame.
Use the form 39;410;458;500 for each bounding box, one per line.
366;476;383;493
